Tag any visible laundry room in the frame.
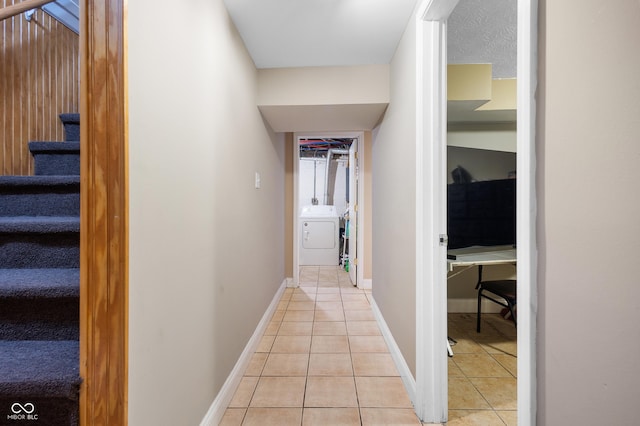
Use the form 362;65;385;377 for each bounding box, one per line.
297;138;354;269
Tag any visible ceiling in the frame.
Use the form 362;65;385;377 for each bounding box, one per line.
299;138;354;157
448;0;517;122
448;0;517;79
41;0;515;76
223;0;517;126
223;0;419;69
224;0;516;75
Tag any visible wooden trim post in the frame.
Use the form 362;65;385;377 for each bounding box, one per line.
79;0;128;424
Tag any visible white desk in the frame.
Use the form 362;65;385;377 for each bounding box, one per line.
446;245;517;356
447;245;517;276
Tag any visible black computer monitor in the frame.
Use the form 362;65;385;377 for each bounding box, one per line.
447;178;516;249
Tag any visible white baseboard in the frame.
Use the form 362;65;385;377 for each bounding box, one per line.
448;298;503;314
199;279;287;426
359;278;372;290
286;277;296;287
369;296;417;406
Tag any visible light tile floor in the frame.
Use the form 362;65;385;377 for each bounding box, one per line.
220;266;517;425
447;313;517;426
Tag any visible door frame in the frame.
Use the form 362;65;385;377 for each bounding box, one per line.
293;131;365;287
347;139;359;286
414;0;538;424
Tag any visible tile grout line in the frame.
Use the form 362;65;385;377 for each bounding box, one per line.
298;277;318;422
341;282;364;426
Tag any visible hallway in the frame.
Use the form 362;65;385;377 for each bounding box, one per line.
219;266;517;425
220;266;422;425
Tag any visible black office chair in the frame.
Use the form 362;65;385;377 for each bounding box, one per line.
476;265;517;333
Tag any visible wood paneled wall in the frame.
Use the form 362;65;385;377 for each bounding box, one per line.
1;3;79;176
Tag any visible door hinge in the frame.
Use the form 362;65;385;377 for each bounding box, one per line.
354;204;358;212
353;258;358;266
439;234;448;246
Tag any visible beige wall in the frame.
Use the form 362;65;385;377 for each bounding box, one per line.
127;1;285;424
257;65;389;132
447;123;517;153
371;14;417;376
538;0;640;423
258;65;390;106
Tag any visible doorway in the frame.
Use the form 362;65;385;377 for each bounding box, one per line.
446;1;518;423
414;0;537;424
293;132;365;289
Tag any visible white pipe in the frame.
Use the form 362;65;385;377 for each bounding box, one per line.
324;149;349;205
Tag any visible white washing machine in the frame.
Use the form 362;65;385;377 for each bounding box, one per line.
299;205;339;266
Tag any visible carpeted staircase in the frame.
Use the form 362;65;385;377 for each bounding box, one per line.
0;114;81;425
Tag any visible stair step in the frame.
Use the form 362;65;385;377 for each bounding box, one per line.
0;269;79;340
0;268;79;299
59;113;79;126
0;217;79;269
28;142;79;153
0;216;79;234
0;112;82;425
0;340;80;424
59;113;80;142
0;298;78;340
29;141;80;176
0;340;80;395
0;175;79;187
0;176;80;216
